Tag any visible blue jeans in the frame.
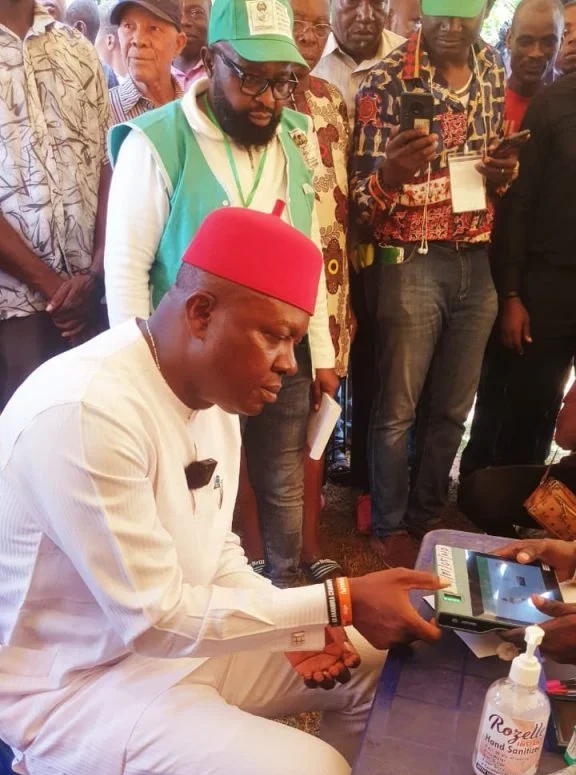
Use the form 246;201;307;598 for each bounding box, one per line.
243;341;312;587
368;242;497;537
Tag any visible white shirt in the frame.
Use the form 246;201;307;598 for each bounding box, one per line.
0;322;328;773
104;77;335;373
313;30;406;129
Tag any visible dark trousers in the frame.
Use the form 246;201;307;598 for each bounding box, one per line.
458;462;576;537
461;263;576;475
349;268;374;492
0;313;66;412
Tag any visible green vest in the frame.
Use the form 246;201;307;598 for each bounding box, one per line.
109;101;316;309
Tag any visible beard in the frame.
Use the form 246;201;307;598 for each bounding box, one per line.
210;77;282;148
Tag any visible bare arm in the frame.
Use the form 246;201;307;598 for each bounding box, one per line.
0;215;62;299
91;164;112;277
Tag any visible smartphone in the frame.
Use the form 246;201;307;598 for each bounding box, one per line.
399;91;435;134
491;129;531;159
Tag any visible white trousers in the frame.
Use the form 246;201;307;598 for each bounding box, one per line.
124;630;384;775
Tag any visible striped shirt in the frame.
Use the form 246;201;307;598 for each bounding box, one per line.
109;75;184;125
313;30;405;129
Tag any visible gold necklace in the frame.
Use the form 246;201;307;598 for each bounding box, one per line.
145;319;161;373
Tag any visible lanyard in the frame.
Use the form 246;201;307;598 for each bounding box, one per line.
203;95;268;209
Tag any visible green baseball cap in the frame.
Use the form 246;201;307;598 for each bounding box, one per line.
208;0;307;68
421;0;486;17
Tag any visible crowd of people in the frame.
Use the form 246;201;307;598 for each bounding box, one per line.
1;0;576;772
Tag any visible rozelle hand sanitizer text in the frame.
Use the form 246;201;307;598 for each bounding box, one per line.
473;625;550;775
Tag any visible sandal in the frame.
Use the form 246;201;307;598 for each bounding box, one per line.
302;558;344;584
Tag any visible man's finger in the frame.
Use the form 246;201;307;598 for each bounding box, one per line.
393;127;430;145
402;135;439;157
405;610;443;643
46;281;71;313
532;595;576;618
500;627;526;646
495;542;544;565
402;570;451;591
311;380;322;413
522;315;533;345
334;667;352;685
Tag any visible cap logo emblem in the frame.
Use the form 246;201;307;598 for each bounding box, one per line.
246;0;292;39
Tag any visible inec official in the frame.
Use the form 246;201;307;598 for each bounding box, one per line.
0;208;447;775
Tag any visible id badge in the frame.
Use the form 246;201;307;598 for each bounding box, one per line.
448;152;486;214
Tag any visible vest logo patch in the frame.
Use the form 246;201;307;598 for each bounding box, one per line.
246;0;291;39
289;128;320;170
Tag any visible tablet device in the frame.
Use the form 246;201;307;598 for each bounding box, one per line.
434;545;562;633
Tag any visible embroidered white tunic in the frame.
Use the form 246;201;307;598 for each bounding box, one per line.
0;321;328;775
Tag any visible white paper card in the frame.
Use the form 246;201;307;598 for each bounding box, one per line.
307;393;342;461
448;153;487;214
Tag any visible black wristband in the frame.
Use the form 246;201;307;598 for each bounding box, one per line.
324;579;341;626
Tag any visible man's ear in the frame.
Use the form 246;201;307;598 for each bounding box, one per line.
506;27;512;51
185;290;217;340
106;32;116;51
74;19;87;35
175;30;187;57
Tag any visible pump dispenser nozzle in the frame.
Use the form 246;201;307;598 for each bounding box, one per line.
509;625;545;687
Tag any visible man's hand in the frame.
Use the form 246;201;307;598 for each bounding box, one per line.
349;569;448;650
477;143;519;187
495;538;576;582
500;297;532;354
285;626;361;689
502;597;576;664
477;155;519;187
311;367;339;412
46;274;99;338
379;127;439;188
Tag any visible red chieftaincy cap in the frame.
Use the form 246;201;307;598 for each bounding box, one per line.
182;206;323;316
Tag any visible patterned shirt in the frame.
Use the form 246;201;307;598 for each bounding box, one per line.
313;30;405;130
291;77;352;376
350;29;507;246
0;6;110;319
109;75;184;125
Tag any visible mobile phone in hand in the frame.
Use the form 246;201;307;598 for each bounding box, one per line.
399;91;435;134
491;129;531;159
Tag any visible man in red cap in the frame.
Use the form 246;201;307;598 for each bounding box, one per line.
0;209;446;775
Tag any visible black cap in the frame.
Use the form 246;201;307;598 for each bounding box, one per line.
110;0;182;30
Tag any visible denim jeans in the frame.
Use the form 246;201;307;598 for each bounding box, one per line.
368;242;498;537
243;341;312;587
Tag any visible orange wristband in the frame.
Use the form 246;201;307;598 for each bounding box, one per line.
335;576;353;627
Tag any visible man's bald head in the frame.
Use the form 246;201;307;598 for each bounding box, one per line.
508;0;563;95
511;0;564;33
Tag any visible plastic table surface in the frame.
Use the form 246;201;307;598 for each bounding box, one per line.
352;530;567;775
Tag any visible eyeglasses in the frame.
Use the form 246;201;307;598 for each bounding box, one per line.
215;50;299;101
293;21;332;40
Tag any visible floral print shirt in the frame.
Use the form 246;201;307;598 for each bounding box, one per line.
291;76;353;377
350;28;507;246
0;6;110;319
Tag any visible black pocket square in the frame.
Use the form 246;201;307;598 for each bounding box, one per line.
185;459;217;490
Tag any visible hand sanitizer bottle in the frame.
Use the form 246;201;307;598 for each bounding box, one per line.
473;625;550;775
